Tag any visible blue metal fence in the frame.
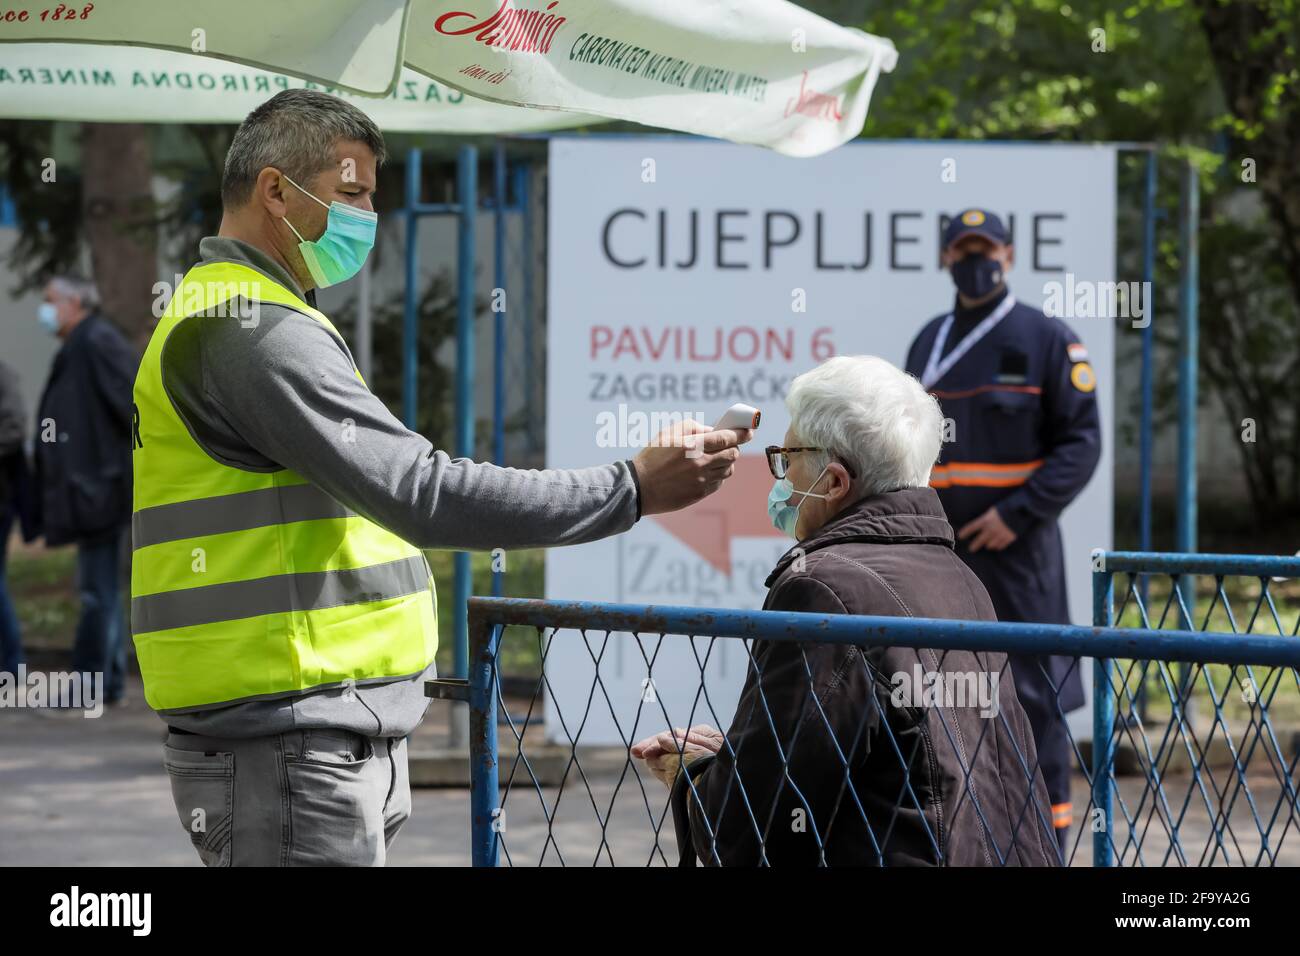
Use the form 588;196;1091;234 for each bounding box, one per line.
1092;551;1300;867
445;566;1300;867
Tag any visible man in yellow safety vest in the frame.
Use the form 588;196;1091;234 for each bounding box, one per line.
132;89;750;866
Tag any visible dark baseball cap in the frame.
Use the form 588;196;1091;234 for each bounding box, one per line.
943;208;1010;248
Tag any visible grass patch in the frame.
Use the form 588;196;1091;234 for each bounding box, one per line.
1108;573;1300;725
426;548;545;677
5;544;79;653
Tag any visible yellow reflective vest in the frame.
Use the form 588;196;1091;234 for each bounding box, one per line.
130;260;437;712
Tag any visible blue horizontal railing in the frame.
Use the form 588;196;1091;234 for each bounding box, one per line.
468;597;1300;667
1097;550;1300;578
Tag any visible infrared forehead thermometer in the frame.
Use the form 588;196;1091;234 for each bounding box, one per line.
713;403;761;431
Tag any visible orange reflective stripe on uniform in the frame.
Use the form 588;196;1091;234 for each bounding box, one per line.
1052;802;1073;828
930;384;1043;401
929;459;1044;489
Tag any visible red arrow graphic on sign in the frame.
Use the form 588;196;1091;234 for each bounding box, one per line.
650;455;785;574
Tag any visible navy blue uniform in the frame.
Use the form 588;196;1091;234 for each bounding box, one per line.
905;287;1101;852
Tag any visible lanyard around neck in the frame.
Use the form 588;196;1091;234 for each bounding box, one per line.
921;294;1017;390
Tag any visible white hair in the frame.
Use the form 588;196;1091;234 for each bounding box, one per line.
49;275;100;312
785;355;943;499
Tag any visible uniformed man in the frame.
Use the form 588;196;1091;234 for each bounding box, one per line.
904;208;1101;857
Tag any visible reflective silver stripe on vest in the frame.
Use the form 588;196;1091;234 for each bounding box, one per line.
132;484;353;550
131;555;429;635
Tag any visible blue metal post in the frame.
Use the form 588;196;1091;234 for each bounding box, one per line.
492;142;507;600
1135;150;1158;724
1176;160;1199;562
493;141;507;467
1091;565;1116;867
453;145;478;692
517;163;536;455
1139;152;1156;556
402;147;422;429
1176;159;1199;703
468;620;501;866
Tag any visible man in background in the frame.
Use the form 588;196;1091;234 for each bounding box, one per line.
0;358;27;677
33;275;138;705
904;209;1102;856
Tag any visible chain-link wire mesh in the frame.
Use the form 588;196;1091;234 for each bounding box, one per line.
1092;551;1300;867
451;557;1300;867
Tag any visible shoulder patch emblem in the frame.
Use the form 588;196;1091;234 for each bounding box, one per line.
1067;343;1089;363
1071;361;1097;393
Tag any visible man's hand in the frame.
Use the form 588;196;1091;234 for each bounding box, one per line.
630;724;724;788
957;506;1017;552
632;420;752;517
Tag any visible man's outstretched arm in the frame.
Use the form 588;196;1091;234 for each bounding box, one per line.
168;308;747;551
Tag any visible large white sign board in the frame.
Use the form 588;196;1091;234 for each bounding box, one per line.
547;138;1116;745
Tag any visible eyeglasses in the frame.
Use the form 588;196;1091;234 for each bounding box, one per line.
764;445;857;481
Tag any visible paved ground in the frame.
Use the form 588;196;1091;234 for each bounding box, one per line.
3;671;1296;866
0;672;479;866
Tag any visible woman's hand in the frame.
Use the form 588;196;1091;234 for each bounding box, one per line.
630;724;724;787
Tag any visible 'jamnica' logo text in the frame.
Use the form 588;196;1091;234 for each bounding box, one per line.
435;1;567;54
783;71;843;122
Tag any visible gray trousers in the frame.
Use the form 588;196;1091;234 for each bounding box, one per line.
162;728;412;866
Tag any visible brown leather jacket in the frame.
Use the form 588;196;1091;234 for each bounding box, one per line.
675;487;1060;866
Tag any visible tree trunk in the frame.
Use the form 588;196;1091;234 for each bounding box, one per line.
1195;0;1300;528
80;123;158;350
1196;0;1300;306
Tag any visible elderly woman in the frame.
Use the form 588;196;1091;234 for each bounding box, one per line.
632;356;1059;866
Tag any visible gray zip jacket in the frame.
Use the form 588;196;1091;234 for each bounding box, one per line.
154;236;641;738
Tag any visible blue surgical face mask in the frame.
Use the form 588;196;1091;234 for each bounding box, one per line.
38;301;60;335
280;173;377;288
767;465;831;539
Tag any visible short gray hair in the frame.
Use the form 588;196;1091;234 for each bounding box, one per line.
785;355;943;498
221;89;387;207
49;275;100;312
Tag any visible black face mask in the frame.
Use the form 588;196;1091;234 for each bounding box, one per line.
950;253;1004;299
